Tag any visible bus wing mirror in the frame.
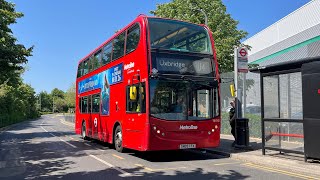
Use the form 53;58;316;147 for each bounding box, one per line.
130;86;137;100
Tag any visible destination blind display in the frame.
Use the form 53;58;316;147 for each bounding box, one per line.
154;55;213;75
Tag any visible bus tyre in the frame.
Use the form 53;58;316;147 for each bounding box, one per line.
81;121;87;140
114;125;124;152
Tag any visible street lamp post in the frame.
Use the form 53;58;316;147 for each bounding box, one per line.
52;96;54;113
199;9;208;26
192;8;208;26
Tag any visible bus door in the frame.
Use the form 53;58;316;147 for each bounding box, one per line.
87;95;93;137
125;83;146;148
91;94;101;139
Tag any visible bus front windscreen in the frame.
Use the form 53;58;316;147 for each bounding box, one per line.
150;80;217;121
148;18;212;54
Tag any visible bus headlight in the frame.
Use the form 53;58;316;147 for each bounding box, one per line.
215;125;218;129
212;129;215;132
157;130;160;134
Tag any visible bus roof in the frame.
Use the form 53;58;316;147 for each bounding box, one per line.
77;15;209;65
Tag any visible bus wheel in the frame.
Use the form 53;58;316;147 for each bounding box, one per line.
114;125;123;152
81;121;87;140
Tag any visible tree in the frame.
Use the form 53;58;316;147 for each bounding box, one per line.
150;0;248;72
65;83;76;109
0;1;38;127
0;0;33;85
37;91;53;112
54;97;68;112
51;88;65;99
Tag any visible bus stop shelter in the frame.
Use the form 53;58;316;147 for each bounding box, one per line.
251;56;320;162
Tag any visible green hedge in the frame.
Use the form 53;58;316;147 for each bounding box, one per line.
221;112;261;138
40;112;54;115
0;83;40;128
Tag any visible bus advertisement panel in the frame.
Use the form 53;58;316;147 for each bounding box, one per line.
78;63;123;115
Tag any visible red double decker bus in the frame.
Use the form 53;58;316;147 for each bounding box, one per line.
75;15;220;152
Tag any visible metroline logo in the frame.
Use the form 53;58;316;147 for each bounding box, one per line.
124;62;135;70
179;125;198;130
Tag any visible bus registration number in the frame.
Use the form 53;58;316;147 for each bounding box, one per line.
179;144;196;149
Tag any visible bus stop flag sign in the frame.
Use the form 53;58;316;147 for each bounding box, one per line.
237;47;248;73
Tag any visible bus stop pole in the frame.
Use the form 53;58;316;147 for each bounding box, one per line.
243;73;246;117
234;47;239;118
234;47;238;144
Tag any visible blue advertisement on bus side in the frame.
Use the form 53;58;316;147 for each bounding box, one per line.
78;63;123;115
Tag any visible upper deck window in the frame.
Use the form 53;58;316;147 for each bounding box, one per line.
77;62;83;78
148;18;212;54
102;42;112;65
126;24;140;54
83;59;89;75
112;32;125;60
93;51;102;70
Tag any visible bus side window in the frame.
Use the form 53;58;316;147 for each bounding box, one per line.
102;42;112;65
126;24;140;54
81;96;88;113
93;51;102;70
112;32;125;60
77;62;83;78
88;95;92;113
83;59;89;75
88;56;94;72
126;83;145;113
92;94;100;113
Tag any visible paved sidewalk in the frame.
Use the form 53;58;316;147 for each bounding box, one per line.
206;134;320;178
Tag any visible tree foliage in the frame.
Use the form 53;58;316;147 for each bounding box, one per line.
0;0;33;85
65;83;75;108
36;84;76;113
150;0;248;72
51;88;65;99
0;83;38;127
0;0;38;127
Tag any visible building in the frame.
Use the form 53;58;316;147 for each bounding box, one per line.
241;0;320;155
244;0;320;115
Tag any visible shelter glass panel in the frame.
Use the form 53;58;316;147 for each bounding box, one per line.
264;121;304;151
263;75;279;118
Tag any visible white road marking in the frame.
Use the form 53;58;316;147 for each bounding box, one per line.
41;126;48;132
58;138;77;149
48;127;57;131
41;126;77;149
40;120;131;177
89;154;131;176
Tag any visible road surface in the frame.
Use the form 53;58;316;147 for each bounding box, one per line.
0;114;317;179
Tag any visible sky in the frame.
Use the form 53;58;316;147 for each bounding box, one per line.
9;0;311;93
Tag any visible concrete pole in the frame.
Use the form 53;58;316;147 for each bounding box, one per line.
39;94;41;112
52;97;54;113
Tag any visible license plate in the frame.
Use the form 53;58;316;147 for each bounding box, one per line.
179;144;196;149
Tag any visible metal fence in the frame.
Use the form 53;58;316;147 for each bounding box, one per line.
220;72;262;138
63;113;75;124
